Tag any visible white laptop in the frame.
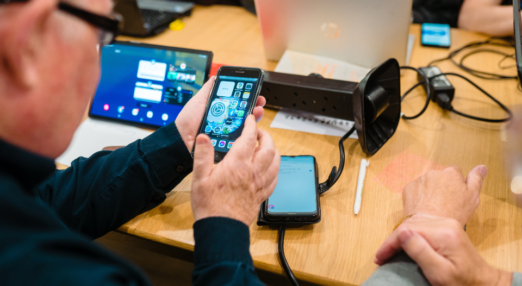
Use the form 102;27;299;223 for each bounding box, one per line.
254;0;413;68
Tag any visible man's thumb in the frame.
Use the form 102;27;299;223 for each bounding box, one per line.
466;165;487;193
193;134;214;182
399;229;447;273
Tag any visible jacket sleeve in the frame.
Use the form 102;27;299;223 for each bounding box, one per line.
362;252;430;286
192;217;265;286
34;122;193;239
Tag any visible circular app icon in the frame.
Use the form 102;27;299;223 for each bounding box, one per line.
180;63;186;69
147;111;153;118
205;126;212;133
210;102;226;117
162;113;169;121
132;108;139;116
103;104;109;111
214;126;222;133
117;106;124;113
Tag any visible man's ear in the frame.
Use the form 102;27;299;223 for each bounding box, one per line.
1;0;56;89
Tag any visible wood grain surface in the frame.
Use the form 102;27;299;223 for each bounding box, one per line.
57;5;522;285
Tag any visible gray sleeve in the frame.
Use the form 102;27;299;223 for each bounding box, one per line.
362;252;430;286
513;272;522;286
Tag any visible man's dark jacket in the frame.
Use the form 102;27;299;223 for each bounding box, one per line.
0;123;263;285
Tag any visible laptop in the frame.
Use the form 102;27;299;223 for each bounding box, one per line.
254;0;413;68
114;0;194;37
89;41;212;129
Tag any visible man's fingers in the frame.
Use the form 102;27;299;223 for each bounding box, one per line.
256;96;266;107
252;129;277;173
252;106;265;122
399;229;449;273
192;134;214;182
193;76;215;100
229;115;258;160
375;232;403;265
466;165;487;193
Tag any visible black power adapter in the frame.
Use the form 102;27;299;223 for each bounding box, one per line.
418;66;455;110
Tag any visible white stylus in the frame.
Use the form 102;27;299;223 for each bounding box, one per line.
354;159;369;215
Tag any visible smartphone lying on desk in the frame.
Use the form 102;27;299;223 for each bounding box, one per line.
192;66;264;163
421;23;451;49
264;155;320;222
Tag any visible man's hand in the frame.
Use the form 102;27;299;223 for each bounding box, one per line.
374;214;512;286
175;77;267;151
402;165;487;226
191;115;280;226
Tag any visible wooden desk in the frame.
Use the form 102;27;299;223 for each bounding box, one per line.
89;5;522;285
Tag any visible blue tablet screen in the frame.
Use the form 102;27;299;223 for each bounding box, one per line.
90;43;211;128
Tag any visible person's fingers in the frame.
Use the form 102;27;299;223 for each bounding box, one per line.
398;229;449;273
465;165;487;193
193;76;216;100
228;115;258;161
374;231;403;265
260;150;281;194
444;165;465;181
192;134;214;183
252;106;265;122
252;129;277;172
256;96;266;107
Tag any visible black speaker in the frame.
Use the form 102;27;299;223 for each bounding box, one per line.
261;58;401;155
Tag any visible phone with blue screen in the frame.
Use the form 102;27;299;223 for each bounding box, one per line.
421;23;451;48
192;66;264;163
265;156;320;220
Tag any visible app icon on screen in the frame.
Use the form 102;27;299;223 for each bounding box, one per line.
233;119;242;127
132;108;139;116
245;83;253;90
205;126;212;133
147;111;153;118
239;101;247;109
242;92;250;99
230;101;238;108
234;91;241;98
268;204;275;209
103;104;109;111
227;142;234;149
222;127;230;134
213;126;222;133
219;140;226;148
207;99;229;123
237;110;245;117
162;113;169;121
118;106;125;113
217;81;235;97
237;82;244;89
210;139;217;146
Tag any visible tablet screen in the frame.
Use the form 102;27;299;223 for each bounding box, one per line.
90;42;212;129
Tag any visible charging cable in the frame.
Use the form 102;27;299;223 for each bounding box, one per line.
278;225;299;286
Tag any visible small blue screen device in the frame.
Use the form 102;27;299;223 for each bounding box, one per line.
266;156;319;219
421;23;451;48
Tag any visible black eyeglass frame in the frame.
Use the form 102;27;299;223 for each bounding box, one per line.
0;0;121;45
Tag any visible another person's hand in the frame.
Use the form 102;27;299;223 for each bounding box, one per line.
175;76;267;151
402;165;487;226
374;214;512;286
191;115;280;226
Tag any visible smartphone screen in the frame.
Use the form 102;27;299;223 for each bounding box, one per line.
194;67;263;161
267;156;318;216
421;23;451;48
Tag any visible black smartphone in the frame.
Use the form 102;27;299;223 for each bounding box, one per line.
192;66;264;162
264;155;320;222
421;23;451;49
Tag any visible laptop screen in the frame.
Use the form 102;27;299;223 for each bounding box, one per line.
89;41;213;129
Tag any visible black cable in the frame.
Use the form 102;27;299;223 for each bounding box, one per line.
400;66;431;120
427;38;517;80
318;126;356;194
278;225;299;286
431;73;513;123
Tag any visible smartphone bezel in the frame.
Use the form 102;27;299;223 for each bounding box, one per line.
191;66;265;163
420;23;451;49
264;155;321;221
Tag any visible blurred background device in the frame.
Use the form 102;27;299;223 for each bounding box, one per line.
254;0;412;67
114;0;194;37
420;23;451;48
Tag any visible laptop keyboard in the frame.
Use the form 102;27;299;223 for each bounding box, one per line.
141;9;178;28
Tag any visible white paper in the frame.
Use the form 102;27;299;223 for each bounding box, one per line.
274;34;416;82
270;109;358;138
56;118;153;166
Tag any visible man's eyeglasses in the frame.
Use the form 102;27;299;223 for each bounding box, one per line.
0;0;123;46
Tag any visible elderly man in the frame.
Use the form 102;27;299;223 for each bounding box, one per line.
0;0;279;285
